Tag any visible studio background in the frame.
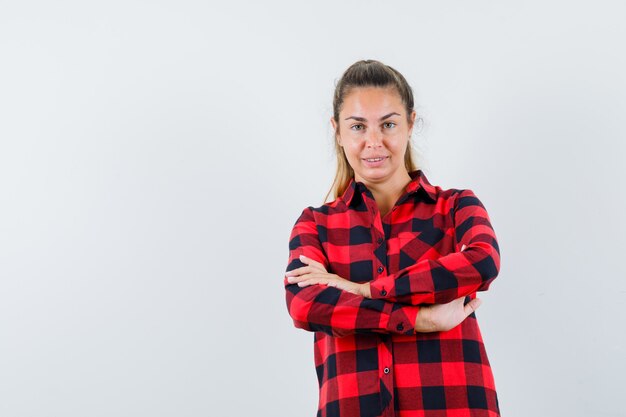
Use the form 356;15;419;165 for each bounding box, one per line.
1;1;624;416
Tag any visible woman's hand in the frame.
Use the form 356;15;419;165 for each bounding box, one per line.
285;255;371;298
414;296;482;333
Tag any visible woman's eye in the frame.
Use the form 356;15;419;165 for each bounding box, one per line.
383;122;396;129
350;124;364;131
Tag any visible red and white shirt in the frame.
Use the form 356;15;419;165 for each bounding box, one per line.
284;169;502;417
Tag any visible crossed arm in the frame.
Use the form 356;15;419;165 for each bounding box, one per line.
284;189;500;337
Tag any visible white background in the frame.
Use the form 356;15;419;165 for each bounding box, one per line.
1;1;625;416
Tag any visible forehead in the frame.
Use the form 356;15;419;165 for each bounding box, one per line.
341;86;404;116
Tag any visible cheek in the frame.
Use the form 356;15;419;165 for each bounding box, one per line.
344;141;365;157
387;137;408;154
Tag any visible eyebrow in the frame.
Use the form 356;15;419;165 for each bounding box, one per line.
344;112;401;122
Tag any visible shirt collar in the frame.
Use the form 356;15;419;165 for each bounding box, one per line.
340;169;438;206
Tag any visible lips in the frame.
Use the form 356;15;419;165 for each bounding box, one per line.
362;156;388;162
361;155;389;168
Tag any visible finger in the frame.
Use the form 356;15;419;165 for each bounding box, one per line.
285;266;305;277
297;277;331;287
445;297;464;307
299;255;327;271
463;298;482;317
287;273;314;284
285;265;316;277
295;278;318;287
288;272;338;285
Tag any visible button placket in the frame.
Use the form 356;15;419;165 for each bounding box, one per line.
376;335;395;415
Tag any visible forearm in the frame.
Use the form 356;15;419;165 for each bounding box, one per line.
284;207;420;337
369;242;499;305
285;280;419;337
369;189;501;305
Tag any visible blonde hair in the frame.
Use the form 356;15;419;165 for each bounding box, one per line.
324;60;420;204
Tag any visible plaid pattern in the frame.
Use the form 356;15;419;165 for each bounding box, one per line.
284;170;501;417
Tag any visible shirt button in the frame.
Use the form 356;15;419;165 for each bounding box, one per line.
381;290;387;296
377;237;383;244
377;266;384;273
383;367;390;374
396;323;404;331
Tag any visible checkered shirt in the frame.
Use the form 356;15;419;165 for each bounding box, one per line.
284;169;502;417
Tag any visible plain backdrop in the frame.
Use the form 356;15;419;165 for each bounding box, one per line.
1;1;625;416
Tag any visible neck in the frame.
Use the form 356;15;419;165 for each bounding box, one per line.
358;170;413;215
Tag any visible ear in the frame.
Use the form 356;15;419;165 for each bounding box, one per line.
330;117;342;146
407;110;417;137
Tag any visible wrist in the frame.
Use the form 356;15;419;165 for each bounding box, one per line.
361;282;372;298
414;307;434;333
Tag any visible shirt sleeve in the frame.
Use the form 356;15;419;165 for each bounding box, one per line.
284;207;420;338
369;189;501;305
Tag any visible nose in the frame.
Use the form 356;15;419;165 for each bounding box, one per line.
365;130;383;148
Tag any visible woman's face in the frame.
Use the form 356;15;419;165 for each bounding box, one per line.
331;86;416;187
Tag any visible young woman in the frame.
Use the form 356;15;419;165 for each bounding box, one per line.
284;60;502;417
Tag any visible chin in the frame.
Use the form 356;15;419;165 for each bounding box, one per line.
356;169;390;182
